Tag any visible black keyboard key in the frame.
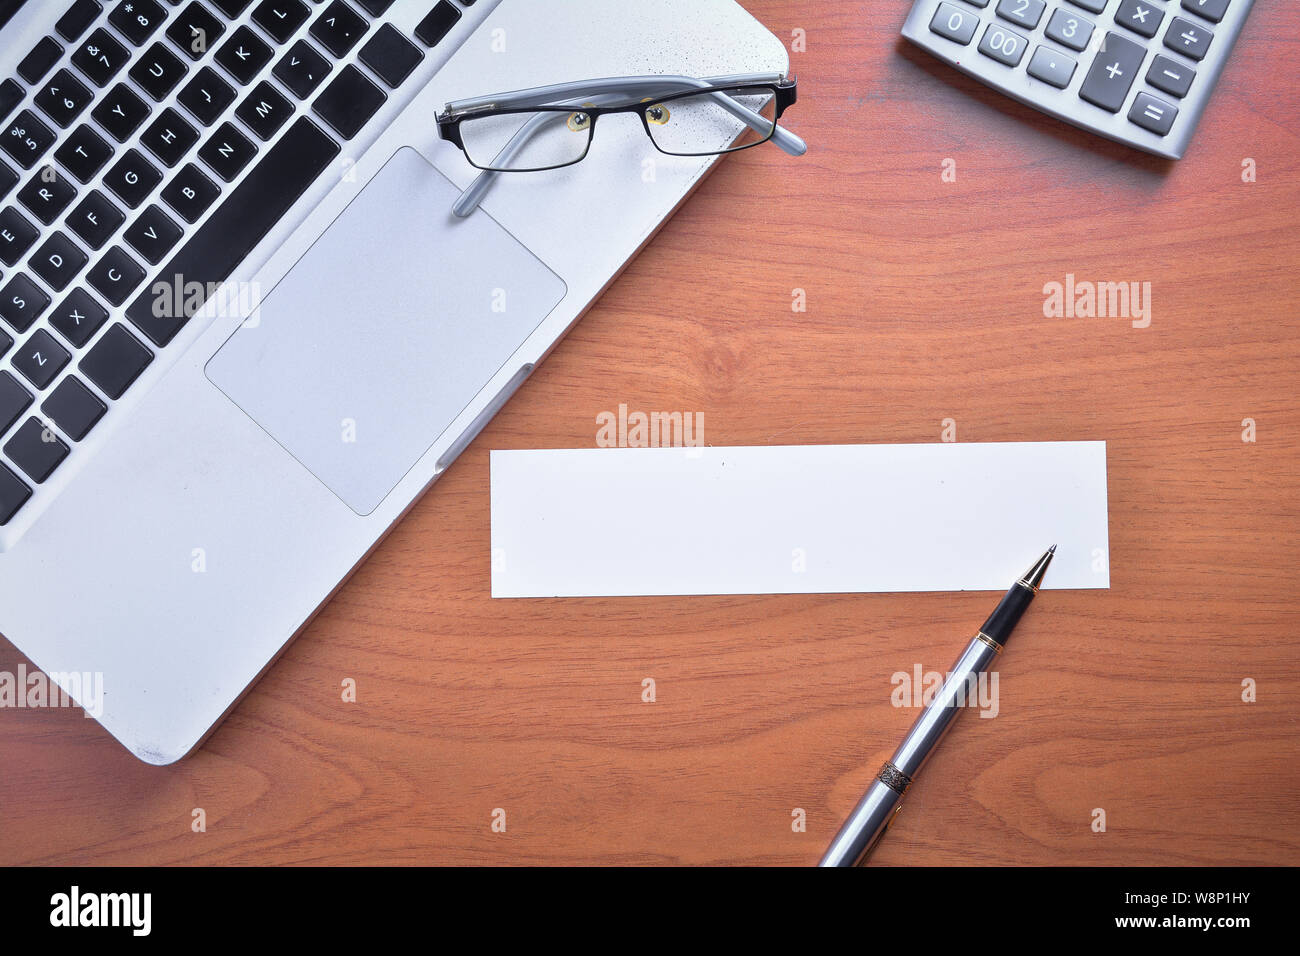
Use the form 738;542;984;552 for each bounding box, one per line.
252;0;310;45
198;120;257;180
18;37;65;86
0;80;23;124
215;25;274;86
17;166;78;224
176;66;236;126
0;273;51;332
414;1;460;47
140;107;199;166
167;1;226;60
91;82;150;141
211;0;255;16
1079;31;1146;113
29;230;89;291
124;203;182;263
109;0;166;46
34;69;95;128
2;110;58;170
312;64;384;140
0;328;9;359
125;116;339;346
0;162;16;199
42;375;106;440
0;460;31;525
130;41;189;101
103;147;162;206
87;245;145;305
5;417;70;482
50;287;109;346
54;123;114;182
56;0;104;43
0;371;32;431
12;329;71;390
0;371;32;434
67;189;126;249
0;207;40;266
235;81;292;140
310;0;368;57
79;323;152;398
161;162;219;222
355;0;394;15
72;28;130;87
359;23;423;88
273;39;330;99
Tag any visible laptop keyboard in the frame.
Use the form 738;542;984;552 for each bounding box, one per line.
0;0;476;528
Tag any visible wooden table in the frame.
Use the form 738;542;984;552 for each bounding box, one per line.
3;0;1297;866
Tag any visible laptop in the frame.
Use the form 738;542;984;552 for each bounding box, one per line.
0;0;790;763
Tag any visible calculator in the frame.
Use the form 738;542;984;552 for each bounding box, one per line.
902;0;1255;159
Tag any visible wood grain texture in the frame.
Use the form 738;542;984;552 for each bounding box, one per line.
2;1;1298;866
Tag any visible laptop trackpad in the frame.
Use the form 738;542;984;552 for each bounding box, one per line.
206;147;567;515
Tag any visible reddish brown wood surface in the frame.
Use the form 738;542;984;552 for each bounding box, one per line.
2;1;1297;865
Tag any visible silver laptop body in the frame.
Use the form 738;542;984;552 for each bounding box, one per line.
0;0;789;762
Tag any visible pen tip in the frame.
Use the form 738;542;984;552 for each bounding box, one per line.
1049;544;1057;554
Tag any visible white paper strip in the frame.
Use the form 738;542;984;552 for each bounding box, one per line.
490;442;1109;597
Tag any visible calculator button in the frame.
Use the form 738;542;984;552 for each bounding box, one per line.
1128;91;1177;135
1115;0;1164;39
1045;9;1093;52
978;22;1028;67
1079;32;1146;113
1146;55;1195;98
929;2;979;45
1164;17;1213;62
1182;0;1229;24
1068;0;1107;13
1027;46;1077;89
996;0;1045;30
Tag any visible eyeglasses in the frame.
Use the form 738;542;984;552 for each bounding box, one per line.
437;73;805;217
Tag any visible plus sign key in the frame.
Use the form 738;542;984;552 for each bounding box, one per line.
1079;32;1147;113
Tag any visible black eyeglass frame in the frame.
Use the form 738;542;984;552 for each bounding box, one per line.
438;78;799;173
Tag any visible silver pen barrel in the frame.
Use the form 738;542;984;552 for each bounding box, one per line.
818;633;1002;867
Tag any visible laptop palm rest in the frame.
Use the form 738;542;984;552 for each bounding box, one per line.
206;146;567;515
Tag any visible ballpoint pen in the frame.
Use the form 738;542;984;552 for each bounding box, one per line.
818;546;1056;867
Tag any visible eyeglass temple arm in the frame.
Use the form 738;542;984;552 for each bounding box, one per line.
450;76;805;218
